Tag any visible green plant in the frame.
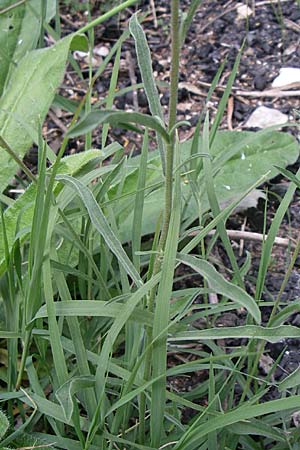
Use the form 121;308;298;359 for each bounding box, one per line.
0;0;300;449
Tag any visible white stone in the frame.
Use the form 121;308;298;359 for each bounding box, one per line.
236;3;253;20
94;46;110;57
73;50;88;59
272;67;300;87
244;106;288;129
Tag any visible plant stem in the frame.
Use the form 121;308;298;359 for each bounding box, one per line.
139;0;180;442
157;0;180;252
0;0;27;16
0;136;37;184
168;0;180;134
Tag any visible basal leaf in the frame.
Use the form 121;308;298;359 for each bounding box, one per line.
0;33;87;192
34;301;153;327
173;395;300;450
117;130;299;242
0;0;41;96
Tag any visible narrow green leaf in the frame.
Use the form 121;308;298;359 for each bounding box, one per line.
180;0;203;45
77;0;139;34
177;253;261;323
34;301;153;326
86;274;160;447
129;13;165;171
269;303;300;327
56;376;95;422
56;174;143;287
203;112;244;287
101;45;121;148
210;45;242;145
256;167;300;300
68;110;170;143
274;165;300;188
129;13;163;121
170;324;300;344
0;409;9;440
0;331;21;339
132;131;148;270
279;367;300;392
174;395;300;450
227;419;285;442
150;139;181;447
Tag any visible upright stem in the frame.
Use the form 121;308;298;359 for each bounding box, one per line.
139;0;180;442
159;0;180;250
168;0;180;133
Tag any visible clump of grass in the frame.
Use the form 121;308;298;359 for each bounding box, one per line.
0;1;300;449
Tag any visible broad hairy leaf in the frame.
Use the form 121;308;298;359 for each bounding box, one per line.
117;130;299;242
0;0;41;96
0;33;87;192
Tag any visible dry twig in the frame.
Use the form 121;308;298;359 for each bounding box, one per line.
189;229;296;248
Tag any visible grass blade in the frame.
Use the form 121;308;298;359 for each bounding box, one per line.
129;13;166;172
132;131;149;270
34;301;153;327
180;0;203;45
150;139;181;447
173;395;300;450
177;253;261;323
85;274;161;448
101;45;121;149
170;324;300;343
56;174;143;288
210;45;242;145
68;110;170;144
255;168;300;300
